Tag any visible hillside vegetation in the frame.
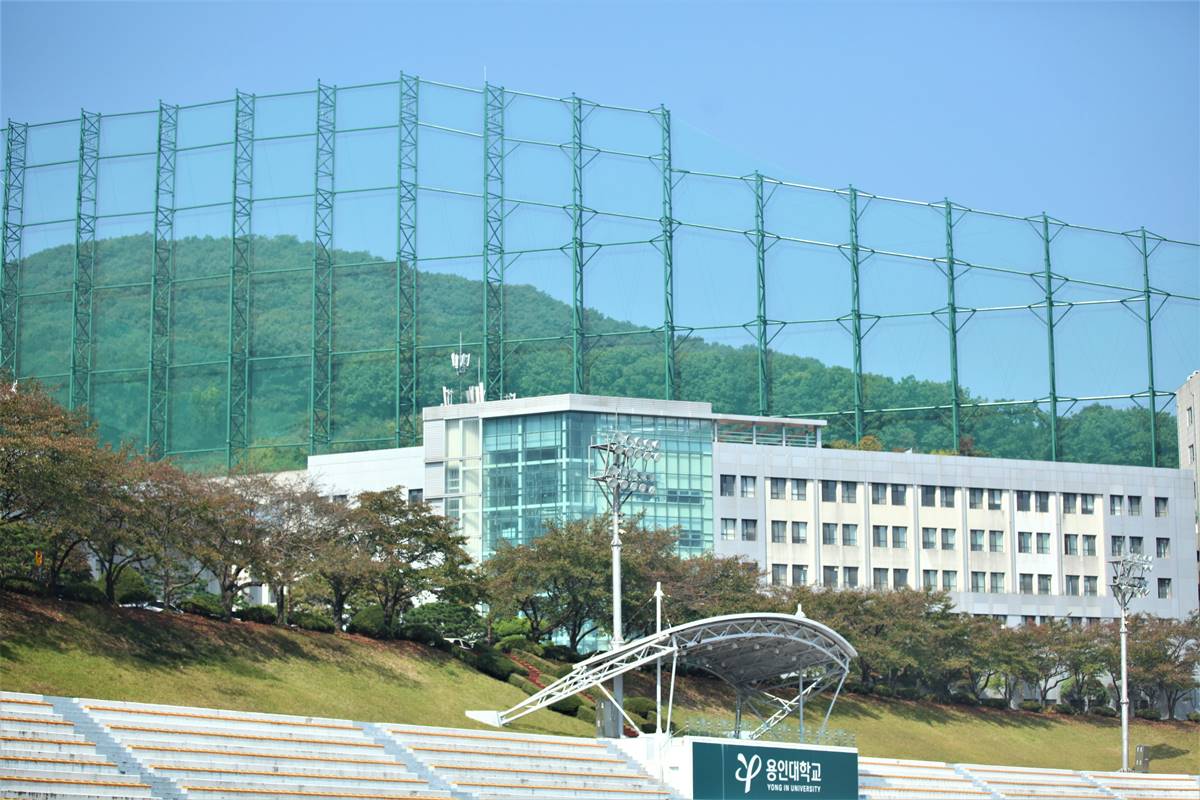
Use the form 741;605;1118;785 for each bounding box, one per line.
2;593;1196;773
16;234;1174;470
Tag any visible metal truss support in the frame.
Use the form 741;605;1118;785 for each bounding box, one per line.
943;200;962;453
147;102;178;459
0;122;26;378
310;82;335;453
1039;213;1059;461
482;82;505;400
569;94;586;394
658;106;677;401
395;73;419;446
1137;227;1158;467
847;186;865;442
753;172;768;416
70;110;100;412
227;91;254;469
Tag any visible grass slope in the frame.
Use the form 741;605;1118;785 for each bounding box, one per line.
1;594;1196;773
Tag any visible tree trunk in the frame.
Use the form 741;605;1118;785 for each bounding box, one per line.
330;588;347;632
274;584;287;625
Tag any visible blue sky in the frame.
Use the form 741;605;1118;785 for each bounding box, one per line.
1;1;1197;403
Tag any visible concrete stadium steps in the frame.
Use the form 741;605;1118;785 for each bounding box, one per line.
1084;770;1200;800
386;725;675;800
0;692;152;800
858;756;994;799
74;699;451;800
959;763;1113;800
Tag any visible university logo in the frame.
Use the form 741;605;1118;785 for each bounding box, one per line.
735;753;762;793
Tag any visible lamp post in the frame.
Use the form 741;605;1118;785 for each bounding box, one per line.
590;432;660;737
1109;551;1152;772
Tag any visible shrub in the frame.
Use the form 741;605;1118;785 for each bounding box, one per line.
981;697;1010;710
549;694;583;715
455;646;525;682
1134;708;1161;721
842;680;865;695
543;645;586;663
2;578;40;596
181;592;224;619
58;582;106;604
506;673;539;695
1052;703;1075;715
870;684;894;698
492;616;531;640
894;687;922;701
1090;705;1118;718
576;704;596;724
1186;711;1200;723
403;602;484;642
291;610;336;633
396;623;449;650
1018;700;1044;713
112;569;153;605
950;693;979;707
495;634;542;655
347;605;390;639
623;696;657;718
118;588;157;605
233;605;276;624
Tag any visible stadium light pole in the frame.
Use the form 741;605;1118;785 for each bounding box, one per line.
590;432;659;737
1109;551;1152;772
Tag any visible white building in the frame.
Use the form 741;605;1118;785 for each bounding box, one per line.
304;393;1198;624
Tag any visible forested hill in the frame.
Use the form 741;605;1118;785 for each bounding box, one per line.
17;234;1175;468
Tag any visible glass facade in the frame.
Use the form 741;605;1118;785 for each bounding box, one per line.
480;411;712;558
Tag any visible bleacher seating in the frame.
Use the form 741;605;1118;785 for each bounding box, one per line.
0;691;152;799
3;694;1196;800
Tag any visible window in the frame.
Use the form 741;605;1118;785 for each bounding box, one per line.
969;488;983;509
988;489;1003;510
990;572;1005;594
741;476;756;498
942;571;957;591
971;571;986;593
791;479;807;501
823;566;838;588
721;519;737;541
1019;573;1033;594
843;567;859;588
446;464;462;493
770;478;786;500
1081;494;1095;515
791;521;808;544
892;526;908;549
1082;535;1096;556
941;528;956;550
871;483;888;505
1128;495;1141;516
792;564;808;585
1157;578;1171;600
970;529;984;552
1036;532;1050;555
1065;575;1080;596
1130;536;1144;555
1064;534;1078;556
922;570;938;590
1083;576;1098;596
407;489;423;503
891;484;907;505
333;494;349;504
921;485;936;507
922;527;937;549
771;520;787;544
1109;495;1122;516
1016;491;1031;512
771;564;787;586
1063;492;1077;514
822;523;838;545
1191;444;1196;465
821;480;837;502
1035;491;1049;513
1156;538;1170;558
873;568;889;590
720;474;736;497
1154;497;1168;517
893;569;909;589
1038;574;1052;595
841;482;857;503
741;519;757;542
872;525;888;548
989;530;1004;553
1110;536;1125;556
1189;405;1195;426
841;524;858;546
941;486;956;508
1018;532;1032;553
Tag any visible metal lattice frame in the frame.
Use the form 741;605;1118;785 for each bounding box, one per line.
657;106;677;400
0;122;26;378
311;81;336;452
147;102;178;458
569;93;586;393
468;612;856;741
483;82;506;400
941;200;963;451
69;110;99;411
227;91;254;469
395;73;419;447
